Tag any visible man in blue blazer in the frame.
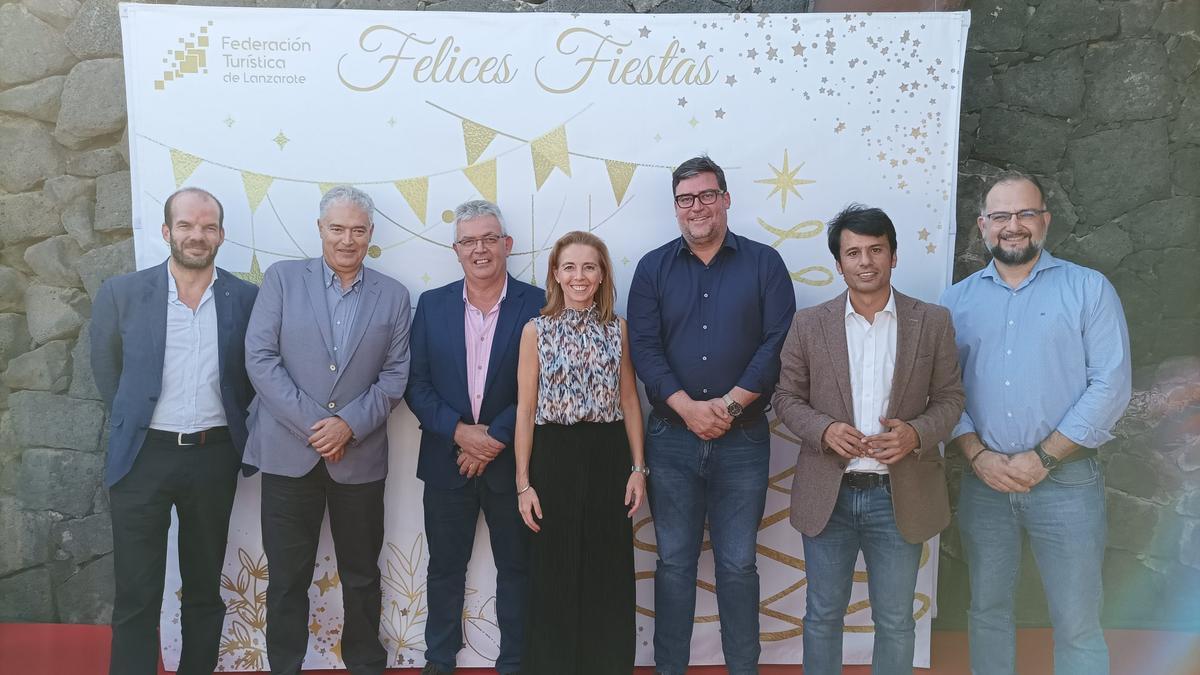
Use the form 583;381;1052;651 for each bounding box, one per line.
244;185;411;675
91;187;258;675
405;200;545;675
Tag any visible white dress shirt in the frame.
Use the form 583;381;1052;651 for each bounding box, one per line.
149;266;227;433
844;290;897;474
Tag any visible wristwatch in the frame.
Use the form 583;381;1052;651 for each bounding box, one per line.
1033;443;1060;470
722;394;744;418
631;465;650;477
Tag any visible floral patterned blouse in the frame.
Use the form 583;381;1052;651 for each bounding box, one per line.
532;305;623;425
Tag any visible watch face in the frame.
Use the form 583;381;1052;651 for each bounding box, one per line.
728;401;744;416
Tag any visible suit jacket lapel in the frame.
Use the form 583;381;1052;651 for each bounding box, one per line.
447;280;469;402
887;291;922;419
336;271;381;382
480;277;523;403
212;270;233;384
143;262;170;389
305;258;335;359
820;292;855;421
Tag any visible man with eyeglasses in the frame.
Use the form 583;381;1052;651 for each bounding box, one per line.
244;185;412;674
628;155;796;675
405;199;544;675
940;171;1131;675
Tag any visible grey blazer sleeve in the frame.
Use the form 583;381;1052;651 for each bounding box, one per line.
904;306;966;451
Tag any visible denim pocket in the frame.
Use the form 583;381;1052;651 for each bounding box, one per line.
738;419;771;445
1047;456;1100;487
647;414;670;437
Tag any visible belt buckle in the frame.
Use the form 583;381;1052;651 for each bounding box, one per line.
176;432;194;446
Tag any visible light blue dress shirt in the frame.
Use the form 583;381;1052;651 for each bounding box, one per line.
149;265;226;433
322;259;364;368
939;251;1131;454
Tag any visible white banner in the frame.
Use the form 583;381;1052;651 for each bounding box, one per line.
119;4;969;670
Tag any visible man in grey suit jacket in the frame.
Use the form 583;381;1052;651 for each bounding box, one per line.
772;205;964;675
244;185;412;675
92;187;258;675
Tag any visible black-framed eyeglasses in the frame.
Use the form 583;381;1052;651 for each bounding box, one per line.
983;209;1048;225
674;189;725;209
454;233;506;249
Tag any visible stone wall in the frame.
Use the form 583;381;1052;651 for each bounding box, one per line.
0;0;1196;632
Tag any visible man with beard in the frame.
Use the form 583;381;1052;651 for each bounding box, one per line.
628;156;795;675
405;200;544;675
92;187;259;674
940;171;1131;675
244;185;411;675
772;205;964;674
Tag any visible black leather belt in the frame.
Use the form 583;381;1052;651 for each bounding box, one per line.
146;426;231;446
843;472;889;490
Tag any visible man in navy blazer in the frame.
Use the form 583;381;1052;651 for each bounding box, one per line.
244;185;411;675
91;187;258;675
405;200;545;675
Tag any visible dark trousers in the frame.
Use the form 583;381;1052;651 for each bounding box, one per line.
422;478;528;673
261;461;387;675
108;435;240;675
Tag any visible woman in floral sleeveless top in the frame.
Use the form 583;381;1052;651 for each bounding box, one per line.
514;230;647;675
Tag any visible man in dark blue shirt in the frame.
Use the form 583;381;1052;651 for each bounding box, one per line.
628;156;796;675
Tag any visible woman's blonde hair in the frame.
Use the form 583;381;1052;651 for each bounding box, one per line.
541;230;617;323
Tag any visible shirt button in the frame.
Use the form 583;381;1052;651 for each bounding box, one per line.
329;364;337;372
703;293;709;298
328;402;336;409
702;324;708;330
1004;380;1010;386
1006;349;1012;355
702;388;709;394
701;356;708;361
1006;412;1013;418
336;321;341;325
1008;320;1014;325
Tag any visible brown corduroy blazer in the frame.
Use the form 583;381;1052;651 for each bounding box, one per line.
771;289;965;544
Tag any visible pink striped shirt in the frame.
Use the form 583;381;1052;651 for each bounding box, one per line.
464;278;508;422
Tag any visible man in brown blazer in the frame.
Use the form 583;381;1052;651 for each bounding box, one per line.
772;204;964;675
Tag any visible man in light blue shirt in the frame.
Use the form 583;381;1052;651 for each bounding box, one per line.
940;170;1131;675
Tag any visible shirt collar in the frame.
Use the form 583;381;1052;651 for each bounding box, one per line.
322;258;364;290
979;250;1062;289
462;275;510;306
844;287;896;320
165;262;217;301
673;229;740;257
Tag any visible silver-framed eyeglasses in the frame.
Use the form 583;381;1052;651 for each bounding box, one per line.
674;189;725;209
984;209;1048;225
454;233;506;249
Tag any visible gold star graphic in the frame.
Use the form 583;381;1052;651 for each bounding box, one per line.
314;571;340;596
677;97;688;107
725;74;737;86
910;126;922;139
653;133;662;142
877;152;887;161
421;272;432;284
688;116;699;128
223;115;235;127
926;242;937;254
621;256;630;265
754;149;815;211
309;618;322;635
387;117;396;127
330;637;343;662
698;40;706;49
233;253;264;285
918;228;930;241
767;46;778;60
715;108;726;119
747;48;758;60
638;26;650;38
273;131;289;150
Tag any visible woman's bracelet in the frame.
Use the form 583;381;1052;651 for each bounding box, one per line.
517;484;533;495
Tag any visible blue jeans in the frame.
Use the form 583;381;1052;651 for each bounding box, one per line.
959;457;1108;675
801;479;923;675
645;414;770;675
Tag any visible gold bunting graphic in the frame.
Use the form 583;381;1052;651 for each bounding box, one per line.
462;119;498;165
318;182;340;195
241;171;274;212
393;177;429;224
530;125;571;190
169;148;203;188
462;159;497;203
232;253;264;286
604;160;637;205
